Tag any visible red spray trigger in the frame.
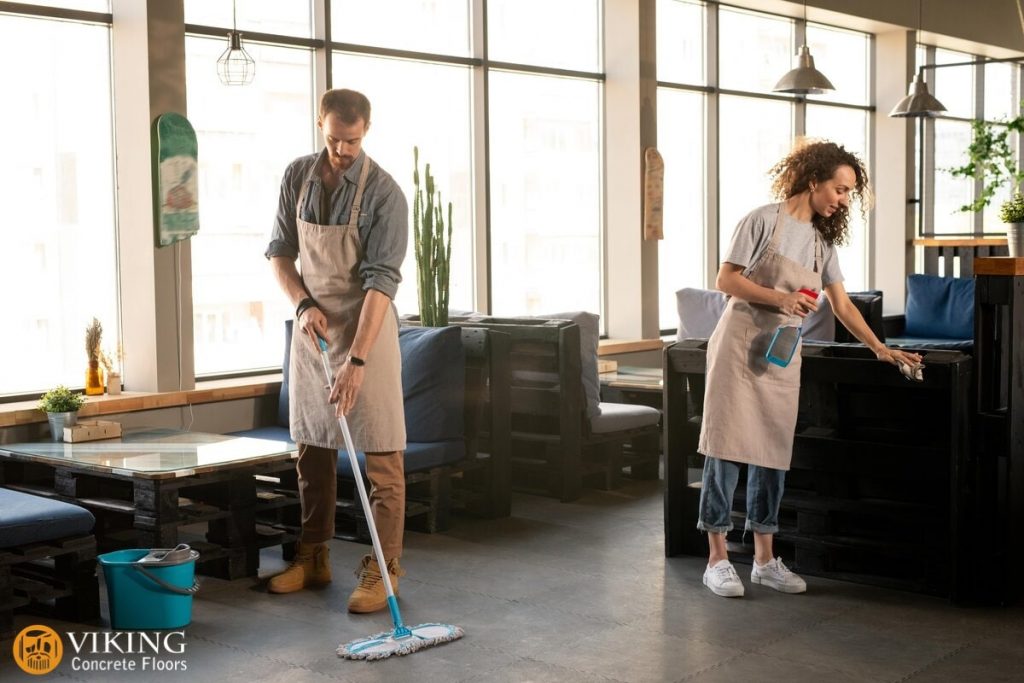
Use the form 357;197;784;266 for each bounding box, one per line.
798;288;819;300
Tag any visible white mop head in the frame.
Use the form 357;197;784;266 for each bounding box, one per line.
338;623;464;660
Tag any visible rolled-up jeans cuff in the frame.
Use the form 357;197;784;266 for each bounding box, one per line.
697;521;733;534
744;520;779;534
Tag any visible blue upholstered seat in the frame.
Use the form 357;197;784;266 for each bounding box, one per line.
228;427;465;476
0;487;95;548
230;320;468;478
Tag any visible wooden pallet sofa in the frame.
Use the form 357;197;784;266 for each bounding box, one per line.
439;314;662;502
1;487;99;638
234;320;511;542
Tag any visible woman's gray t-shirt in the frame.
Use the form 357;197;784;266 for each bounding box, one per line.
722;203;844;287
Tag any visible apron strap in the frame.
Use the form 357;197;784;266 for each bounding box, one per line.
348;155;371;227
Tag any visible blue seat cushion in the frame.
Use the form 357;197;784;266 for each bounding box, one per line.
904;274;974;340
886;337;974;352
399;326;465;442
226;428;465;477
278;320;293;428
230;426;293;443
338;440;466;478
0;487;95;548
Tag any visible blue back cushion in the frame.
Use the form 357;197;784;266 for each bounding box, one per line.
399;326;465;442
278;320;293;427
904;274;975;340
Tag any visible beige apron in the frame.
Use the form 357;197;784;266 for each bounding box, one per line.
288;155;406;452
698;204;823;470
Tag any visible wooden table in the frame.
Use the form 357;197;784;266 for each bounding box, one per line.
0;429;298;579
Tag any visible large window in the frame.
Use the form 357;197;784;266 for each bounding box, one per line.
487;0;603;317
0;11;117;396
331;53;474;318
656;1;872;330
488;72;602;315
656;0;706;329
923;46;1021;236
185;36;315;375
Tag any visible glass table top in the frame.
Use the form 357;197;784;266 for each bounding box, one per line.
0;429;296;478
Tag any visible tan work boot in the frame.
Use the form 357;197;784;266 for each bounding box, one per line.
267;541;332;594
347;554;404;613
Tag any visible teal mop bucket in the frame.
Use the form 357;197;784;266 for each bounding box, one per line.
98;544;200;630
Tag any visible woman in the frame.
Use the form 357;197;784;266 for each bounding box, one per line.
697;140;922;598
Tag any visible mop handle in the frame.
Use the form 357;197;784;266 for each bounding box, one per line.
317;337;407;633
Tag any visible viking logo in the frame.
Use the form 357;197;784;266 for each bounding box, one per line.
13;625;63;675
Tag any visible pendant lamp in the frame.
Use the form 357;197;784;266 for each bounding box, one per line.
773;1;835;95
889;0;946;117
217;0;255;86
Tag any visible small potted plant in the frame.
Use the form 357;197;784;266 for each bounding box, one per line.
37;385;86;441
999;191;1024;257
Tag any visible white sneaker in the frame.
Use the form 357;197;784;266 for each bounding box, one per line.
751;557;806;594
703;559;744;597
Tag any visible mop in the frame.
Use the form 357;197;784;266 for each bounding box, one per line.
315;337;465;660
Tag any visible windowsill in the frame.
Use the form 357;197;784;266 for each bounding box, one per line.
597;338;667;356
0;374;282;429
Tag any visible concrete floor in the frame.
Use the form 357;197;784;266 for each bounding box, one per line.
3;478;1023;682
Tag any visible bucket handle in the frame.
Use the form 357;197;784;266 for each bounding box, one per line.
132;565;200;596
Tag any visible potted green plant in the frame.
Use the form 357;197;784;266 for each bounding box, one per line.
412;146;453;327
947;112;1024;214
999;190;1024;257
37;385;86;441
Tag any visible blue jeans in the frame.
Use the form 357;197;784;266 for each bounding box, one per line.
696;457;786;534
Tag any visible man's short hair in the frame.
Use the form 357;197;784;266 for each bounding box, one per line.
319;89;371;126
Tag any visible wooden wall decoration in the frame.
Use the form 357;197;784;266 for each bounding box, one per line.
153;113;200;247
643;147;664;240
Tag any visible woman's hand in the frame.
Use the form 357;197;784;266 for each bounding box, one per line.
329;359;365;417
778;291;818;318
875;346;923;368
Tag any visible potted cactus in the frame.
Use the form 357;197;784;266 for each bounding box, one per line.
38;385;86;441
412;146;453;327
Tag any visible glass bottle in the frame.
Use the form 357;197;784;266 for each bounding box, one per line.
85;360;105;396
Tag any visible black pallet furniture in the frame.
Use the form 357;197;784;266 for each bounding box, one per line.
441;316;661;502
665;340;974;600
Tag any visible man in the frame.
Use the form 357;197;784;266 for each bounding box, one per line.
265;88;408;614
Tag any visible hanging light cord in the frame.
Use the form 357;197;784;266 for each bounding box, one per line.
1016;0;1024;44
232;0;238;32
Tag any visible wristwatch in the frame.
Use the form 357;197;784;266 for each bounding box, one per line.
348;355;366;367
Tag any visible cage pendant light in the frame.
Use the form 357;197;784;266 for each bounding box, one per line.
216;0;255;86
773;0;835;95
889;0;946;117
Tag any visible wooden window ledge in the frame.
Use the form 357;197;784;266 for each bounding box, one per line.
0;374;282;429
597;338;667;356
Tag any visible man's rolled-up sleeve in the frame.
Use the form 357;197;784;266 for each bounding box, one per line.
360;183;409;299
265;163;301;260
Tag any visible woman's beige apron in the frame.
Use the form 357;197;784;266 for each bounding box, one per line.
288;156;406;452
698;204;822;470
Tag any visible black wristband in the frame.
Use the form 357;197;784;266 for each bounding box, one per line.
295;297;318;320
348;355;366;367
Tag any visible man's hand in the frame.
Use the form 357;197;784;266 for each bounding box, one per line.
298;306;329;351
328;359;365;416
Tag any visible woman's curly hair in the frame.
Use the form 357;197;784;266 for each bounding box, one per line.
768;139;872;246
